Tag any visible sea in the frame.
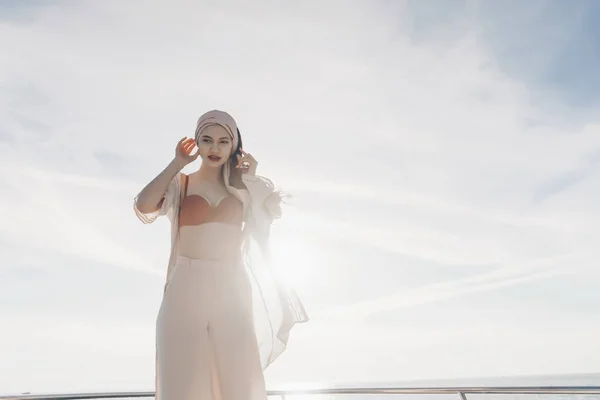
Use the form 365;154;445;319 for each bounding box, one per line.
263;373;600;400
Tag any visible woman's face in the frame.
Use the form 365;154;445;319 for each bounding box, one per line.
196;125;234;168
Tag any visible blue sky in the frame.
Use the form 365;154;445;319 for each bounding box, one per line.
407;0;600;108
1;0;600;395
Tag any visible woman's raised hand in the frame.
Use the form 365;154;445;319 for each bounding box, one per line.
236;149;257;176
174;137;199;167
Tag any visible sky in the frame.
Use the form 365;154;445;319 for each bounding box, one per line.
1;0;600;395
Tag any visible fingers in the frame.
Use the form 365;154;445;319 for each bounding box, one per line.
182;139;197;156
235;157;253;170
179;137;194;144
183;141;193;153
235;153;245;167
175;137;200;164
235;159;247;169
239;148;256;162
177;137;195;151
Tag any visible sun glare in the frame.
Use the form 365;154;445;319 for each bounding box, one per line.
270;234;320;290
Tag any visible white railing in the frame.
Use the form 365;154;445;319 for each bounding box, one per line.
1;386;600;400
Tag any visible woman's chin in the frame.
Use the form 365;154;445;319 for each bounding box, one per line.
202;158;226;168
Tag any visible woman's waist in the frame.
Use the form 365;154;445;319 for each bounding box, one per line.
179;222;242;242
177;223;243;262
176;244;243;262
175;254;244;267
179;222;242;239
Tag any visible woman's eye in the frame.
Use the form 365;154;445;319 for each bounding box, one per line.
202;139;210;143
220;141;230;145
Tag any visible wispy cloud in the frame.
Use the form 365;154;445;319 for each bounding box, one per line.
0;165;160;274
313;253;576;321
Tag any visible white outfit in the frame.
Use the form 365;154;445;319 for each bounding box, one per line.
134;172;308;400
157;255;266;399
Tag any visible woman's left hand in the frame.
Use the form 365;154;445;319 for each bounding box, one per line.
236;149;257;176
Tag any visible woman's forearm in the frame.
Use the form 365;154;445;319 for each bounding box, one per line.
135;158;184;214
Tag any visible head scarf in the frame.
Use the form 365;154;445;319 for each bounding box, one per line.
194;109;239;153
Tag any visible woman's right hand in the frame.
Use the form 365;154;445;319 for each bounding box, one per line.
174;137;200;168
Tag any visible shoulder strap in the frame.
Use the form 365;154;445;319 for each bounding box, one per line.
183;174;189;198
178;174;189;215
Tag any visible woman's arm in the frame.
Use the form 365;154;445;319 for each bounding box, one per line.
135;158;184;214
135;137;198;214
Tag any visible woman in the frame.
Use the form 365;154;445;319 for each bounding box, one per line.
133;110;308;400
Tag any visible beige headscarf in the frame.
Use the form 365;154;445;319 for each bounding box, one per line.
194;109;239;151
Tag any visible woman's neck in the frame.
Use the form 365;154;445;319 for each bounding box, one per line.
195;162;223;184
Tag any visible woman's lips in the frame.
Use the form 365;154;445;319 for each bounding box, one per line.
208;155;221;161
